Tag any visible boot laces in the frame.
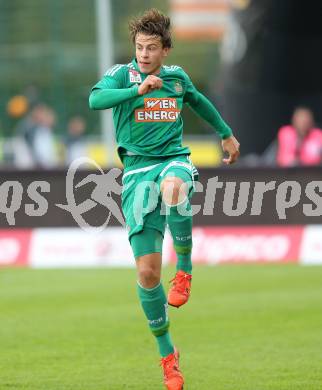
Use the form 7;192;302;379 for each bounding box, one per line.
170;272;192;294
160;353;179;379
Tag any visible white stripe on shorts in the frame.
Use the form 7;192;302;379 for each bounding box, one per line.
122;162;162;180
159;160;194;178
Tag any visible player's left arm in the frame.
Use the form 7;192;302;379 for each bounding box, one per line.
184;75;240;165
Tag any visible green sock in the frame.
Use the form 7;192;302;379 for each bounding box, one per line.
137;282;174;357
166;197;193;274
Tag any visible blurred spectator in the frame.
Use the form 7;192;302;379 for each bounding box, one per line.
14;104;42;167
65;115;87;165
277;107;322;167
33;105;59;168
23;84;41;108
14;104;59;168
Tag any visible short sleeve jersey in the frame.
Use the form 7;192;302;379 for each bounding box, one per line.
92;59;200;159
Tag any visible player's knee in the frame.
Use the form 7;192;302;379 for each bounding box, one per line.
161;177;187;206
138;267;160;288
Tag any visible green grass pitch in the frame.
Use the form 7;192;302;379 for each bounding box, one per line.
1;265;322;389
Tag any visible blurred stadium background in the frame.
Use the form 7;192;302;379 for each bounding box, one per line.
1;1;322;389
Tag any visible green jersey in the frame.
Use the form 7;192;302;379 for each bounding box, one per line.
90;58;232;161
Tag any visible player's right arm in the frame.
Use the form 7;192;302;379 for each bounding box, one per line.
138;75;163;95
89;71;139;110
89;66;162;110
89;86;139;110
89;64;139;110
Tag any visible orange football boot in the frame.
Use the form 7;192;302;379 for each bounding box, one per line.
160;348;184;390
168;270;192;308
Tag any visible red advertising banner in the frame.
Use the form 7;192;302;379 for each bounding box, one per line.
0;229;32;266
167;226;304;264
2;225;322;268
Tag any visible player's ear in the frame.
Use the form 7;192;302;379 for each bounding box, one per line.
163;47;170;57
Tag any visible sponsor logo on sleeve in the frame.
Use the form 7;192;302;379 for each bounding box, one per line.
174;81;183;94
129;69;142;83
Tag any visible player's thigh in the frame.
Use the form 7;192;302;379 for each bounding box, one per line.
130;226;164;259
122;171;163;236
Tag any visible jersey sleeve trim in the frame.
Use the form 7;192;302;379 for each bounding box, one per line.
104;64;127;77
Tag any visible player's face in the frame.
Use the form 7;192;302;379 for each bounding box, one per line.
135;33;169;75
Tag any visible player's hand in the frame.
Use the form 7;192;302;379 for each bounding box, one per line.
222;135;240;165
138;75;163;96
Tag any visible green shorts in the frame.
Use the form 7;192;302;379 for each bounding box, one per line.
121;154;199;256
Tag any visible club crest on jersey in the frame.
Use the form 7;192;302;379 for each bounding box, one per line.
135;98;180;122
129;69;142;83
174;81;183;94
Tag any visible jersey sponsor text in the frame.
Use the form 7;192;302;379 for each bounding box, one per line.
135;98;180;122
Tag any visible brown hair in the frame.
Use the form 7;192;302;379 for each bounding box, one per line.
129;8;173;48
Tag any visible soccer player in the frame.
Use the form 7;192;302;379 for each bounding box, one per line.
89;8;240;390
